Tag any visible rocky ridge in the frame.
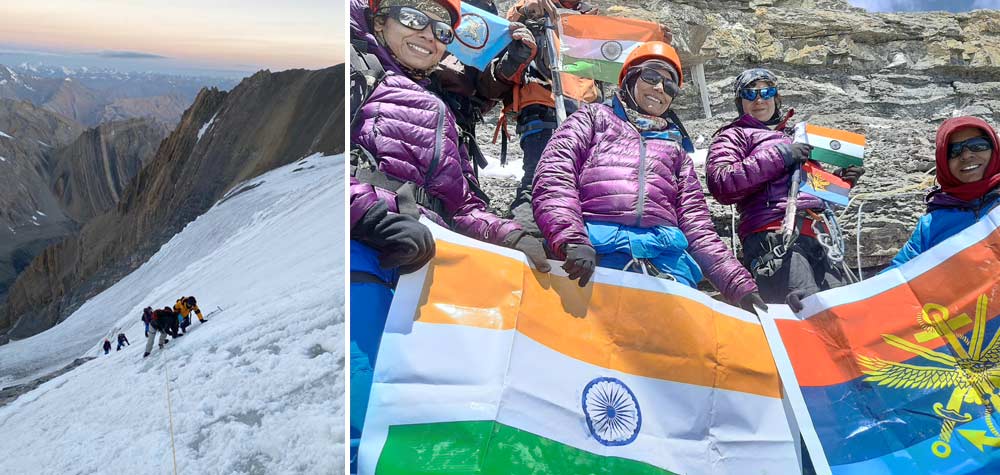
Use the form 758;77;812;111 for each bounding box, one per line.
482;0;1000;271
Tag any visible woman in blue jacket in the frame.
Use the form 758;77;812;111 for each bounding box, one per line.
885;116;1000;271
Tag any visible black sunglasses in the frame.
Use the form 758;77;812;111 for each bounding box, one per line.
381;6;454;45
637;68;680;98
948;136;993;159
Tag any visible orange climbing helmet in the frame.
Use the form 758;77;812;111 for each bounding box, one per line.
619;41;683;88
369;0;463;29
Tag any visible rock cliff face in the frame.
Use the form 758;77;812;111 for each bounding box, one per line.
485;0;1000;270
0;65;345;340
49;119;169;224
0;100;83;307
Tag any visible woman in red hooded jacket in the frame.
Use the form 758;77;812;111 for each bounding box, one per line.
884;116;1000;271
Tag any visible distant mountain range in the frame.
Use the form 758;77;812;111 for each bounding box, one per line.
0;64;238;127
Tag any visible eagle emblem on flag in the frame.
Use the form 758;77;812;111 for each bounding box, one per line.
857;296;1000;459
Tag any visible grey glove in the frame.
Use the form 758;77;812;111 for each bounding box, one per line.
786;289;812;313
738;292;768;313
778;143;813;169
835;165;865;187
504;231;551;273
562;243;597;287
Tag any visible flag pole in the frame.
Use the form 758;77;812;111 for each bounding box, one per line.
544;14;567;125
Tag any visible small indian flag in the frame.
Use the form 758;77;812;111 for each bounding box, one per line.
559;14;666;84
794;122;866;168
358;222;800;475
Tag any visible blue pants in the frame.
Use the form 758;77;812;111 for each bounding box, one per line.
349;241;397;472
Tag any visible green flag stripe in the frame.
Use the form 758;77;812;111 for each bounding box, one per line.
810;147;863;168
561;55;622;84
375;420;677;475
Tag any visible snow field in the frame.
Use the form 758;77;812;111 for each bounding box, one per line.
0;153;346;474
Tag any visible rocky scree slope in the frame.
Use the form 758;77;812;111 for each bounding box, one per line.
0;64;346;341
482;0;1000;271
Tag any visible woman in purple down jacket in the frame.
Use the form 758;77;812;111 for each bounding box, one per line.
705;68;864;311
348;0;549;468
532;41;764;309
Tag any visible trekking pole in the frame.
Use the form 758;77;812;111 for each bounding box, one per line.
544;14;567;126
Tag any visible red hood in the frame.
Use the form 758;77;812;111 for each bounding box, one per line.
934;116;1000;201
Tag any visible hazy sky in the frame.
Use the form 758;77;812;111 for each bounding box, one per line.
0;0;344;75
848;0;1000;12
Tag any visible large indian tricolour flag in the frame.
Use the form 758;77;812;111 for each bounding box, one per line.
559;14;667;84
358;222;800;474
758;205;1000;475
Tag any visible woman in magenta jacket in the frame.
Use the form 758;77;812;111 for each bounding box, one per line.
532;41;764;309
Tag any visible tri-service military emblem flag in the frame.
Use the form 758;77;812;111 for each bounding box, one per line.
760;206;1000;475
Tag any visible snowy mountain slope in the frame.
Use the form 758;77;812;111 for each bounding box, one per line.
0;154;345;474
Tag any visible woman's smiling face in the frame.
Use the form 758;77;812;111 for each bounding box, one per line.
374;9;447;71
947;126;994;184
632;66;674;117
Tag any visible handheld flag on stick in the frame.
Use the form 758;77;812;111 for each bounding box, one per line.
800;162;852;207
758;205;1000;475
446;2;512;71
558;14;667;84
794;122;866;168
358;221;801;475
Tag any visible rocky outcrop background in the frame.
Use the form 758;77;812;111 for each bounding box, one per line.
482;0;1000;272
0;65;345;341
50;118;169;224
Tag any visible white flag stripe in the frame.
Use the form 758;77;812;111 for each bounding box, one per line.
365;322;797;475
776;206;1000;319
561;36;642;62
807;133;865;159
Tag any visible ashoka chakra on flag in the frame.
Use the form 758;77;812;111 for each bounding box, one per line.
583;376;642;446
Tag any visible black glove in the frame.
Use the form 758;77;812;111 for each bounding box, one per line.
495;23;537;84
355;201;436;274
504;231;552;273
562;243;597;287
786;289;812;313
779;143;813;169
738;292;768;313
835;165;865;187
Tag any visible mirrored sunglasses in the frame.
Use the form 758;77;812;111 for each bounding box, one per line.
383;6;454;45
739;86;778;101
948;136;993;159
637;68;680;98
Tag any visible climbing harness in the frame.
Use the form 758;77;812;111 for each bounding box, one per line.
621;258;675;281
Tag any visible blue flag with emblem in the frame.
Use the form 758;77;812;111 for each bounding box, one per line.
446;2;512;71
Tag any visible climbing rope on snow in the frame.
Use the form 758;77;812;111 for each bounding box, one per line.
163;357;179;475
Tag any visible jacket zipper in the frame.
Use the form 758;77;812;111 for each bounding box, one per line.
635;134;647;226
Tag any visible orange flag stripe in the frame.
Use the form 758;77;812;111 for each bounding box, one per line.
805;124;866;147
776;229;1000;387
417;240;783;398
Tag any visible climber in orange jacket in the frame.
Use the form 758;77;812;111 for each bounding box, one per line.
174;296;206;334
502;0;601;233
